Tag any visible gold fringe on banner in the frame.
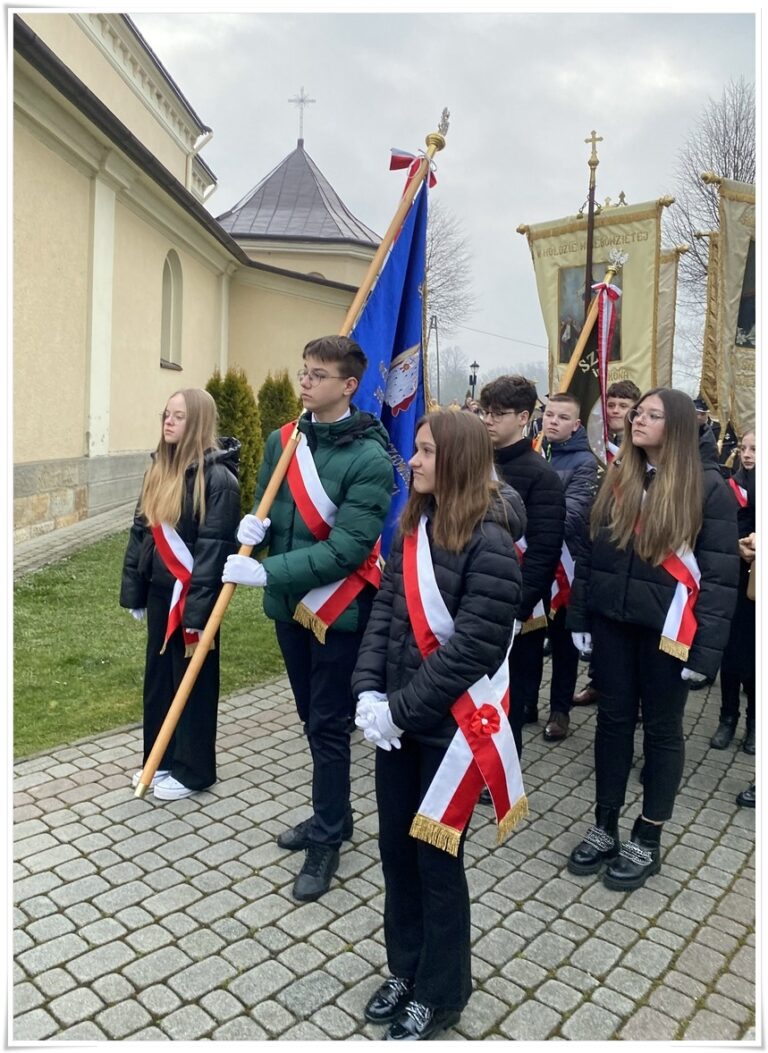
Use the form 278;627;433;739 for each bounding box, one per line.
293;602;328;644
659;637;689;661
497;794;530;844
409;814;462;857
184;638;216;659
521;615;547;635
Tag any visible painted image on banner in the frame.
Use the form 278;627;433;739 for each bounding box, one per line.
736;239;755;349
557;265;623;363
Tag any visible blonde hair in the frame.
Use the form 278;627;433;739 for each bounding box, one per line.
140;389;219;527
590;387;703;564
399;410;502;552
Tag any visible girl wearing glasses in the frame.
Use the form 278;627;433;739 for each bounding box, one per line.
120;389;240;800
566;388;739;891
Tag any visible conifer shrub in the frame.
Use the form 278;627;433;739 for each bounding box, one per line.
206;367;263;514
258;369;303;443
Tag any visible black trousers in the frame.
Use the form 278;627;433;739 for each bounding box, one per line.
719;581;755;726
591;614;690;822
376;738;472;1013
548;606;580;715
275;619;365;848
508;626;546;756
143;587;219;790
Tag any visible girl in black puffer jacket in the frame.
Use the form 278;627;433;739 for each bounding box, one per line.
120;389;240;800
566;388;739;893
351;410;525;1040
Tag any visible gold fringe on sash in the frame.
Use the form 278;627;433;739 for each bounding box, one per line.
183;638;215;659
497;794;529;844
521;615;547;635
659;636;689;661
409;814;462;857
293;602;328;644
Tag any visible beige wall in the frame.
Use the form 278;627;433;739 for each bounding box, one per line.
110;202;225;453
244;245;374;288
14;121;90;463
20;13;191;187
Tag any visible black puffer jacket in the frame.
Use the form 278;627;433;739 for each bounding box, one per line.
494;438;565;619
120;439;241;629
351;486;525;749
542;425;599;558
568;463;739;679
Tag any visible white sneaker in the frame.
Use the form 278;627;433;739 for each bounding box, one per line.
153;774;196;800
131;769;170;789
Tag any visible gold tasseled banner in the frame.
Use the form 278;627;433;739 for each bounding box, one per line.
293;602;328;644
497;794;529;844
409;814;462;857
659;636;689;661
184;639;216;659
521;615;547;635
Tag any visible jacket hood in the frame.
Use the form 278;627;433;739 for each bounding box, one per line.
698;423;719;466
491;482;526;542
299;406;390;453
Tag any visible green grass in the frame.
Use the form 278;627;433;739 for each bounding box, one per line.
14;531;286;758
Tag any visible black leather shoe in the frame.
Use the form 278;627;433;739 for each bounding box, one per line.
364;977;414;1024
736;785;756;808
543;710;569;741
688;675;713;691
567;806;619;875
292;844;339;902
522;706;539;725
710;718;738;750
742;726;756;755
572;684;599;705
277;811;353;851
478;788;492;805
385;1000;460;1040
603;817;661;891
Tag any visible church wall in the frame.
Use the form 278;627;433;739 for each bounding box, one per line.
242;246;374;288
20;13;190;188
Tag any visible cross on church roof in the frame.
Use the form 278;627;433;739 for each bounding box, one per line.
288;86;316;142
585;129;603;168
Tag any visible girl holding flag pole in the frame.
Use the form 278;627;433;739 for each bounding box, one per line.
566;388;739;892
120;389;240;800
352;409;527;1041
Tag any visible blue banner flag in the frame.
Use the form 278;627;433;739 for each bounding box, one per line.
351;184;428;557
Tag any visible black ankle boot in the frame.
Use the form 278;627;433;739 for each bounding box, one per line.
710;716;738;750
603;816;661;891
742;722;756;755
567;806;620;875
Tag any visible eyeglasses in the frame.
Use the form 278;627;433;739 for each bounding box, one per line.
482;409;517;421
297;369;346;386
161;411;186;422
628;408;665;424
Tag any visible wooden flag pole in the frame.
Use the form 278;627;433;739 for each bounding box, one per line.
134;109;450;798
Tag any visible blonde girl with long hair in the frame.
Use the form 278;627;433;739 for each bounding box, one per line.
120;389;240;800
351;410;526;1039
566;388;739;892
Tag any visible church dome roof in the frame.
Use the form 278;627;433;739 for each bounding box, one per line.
216;139;379;247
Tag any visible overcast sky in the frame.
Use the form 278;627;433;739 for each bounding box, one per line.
129;6;756;381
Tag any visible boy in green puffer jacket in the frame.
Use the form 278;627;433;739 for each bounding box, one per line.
223;335;393;902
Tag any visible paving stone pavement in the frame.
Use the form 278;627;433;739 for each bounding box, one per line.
13;662;756;1042
13;502;135;580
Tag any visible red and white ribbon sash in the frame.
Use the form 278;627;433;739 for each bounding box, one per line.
593;280;622;460
280;422;381;641
728;478;748;508
514;536;547;632
403;516;527;856
151;523;199;655
659;546;701;660
390;148;437;196
550;541;575;615
605;438;621;464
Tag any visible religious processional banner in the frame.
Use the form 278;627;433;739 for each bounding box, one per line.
519;198;672;398
699;231;721;418
711;177;756;435
656;247;685;390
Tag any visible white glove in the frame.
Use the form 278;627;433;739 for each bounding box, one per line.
237;514;271;547
130;609;146;621
222;554;268;587
355;691;389;728
571;632;593;656
681;667;707;683
362;699;404;751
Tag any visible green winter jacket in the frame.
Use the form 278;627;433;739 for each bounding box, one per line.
254;408;394;632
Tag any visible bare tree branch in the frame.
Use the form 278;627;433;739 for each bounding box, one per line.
425;200;477;335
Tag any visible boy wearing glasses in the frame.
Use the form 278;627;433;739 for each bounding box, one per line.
479;376;566;755
222;335;393;902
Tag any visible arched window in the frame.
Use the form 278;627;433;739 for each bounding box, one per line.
160;250;183;368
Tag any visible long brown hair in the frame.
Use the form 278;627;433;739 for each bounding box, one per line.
140;389;219;527
590;387;703;564
399;410;501;552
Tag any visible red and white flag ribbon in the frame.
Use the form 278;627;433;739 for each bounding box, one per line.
593;281;622;462
514;536;547;633
549;541;575;615
390;148;437;196
728;478;748;508
659;546;701;661
151;523;200;656
403;516;527;856
280;422;381;642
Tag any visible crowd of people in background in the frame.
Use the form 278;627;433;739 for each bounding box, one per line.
122;341;755;1041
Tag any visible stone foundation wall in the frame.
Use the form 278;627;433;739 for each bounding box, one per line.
14;452;150;542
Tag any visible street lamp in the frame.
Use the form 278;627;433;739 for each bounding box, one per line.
469;360;479;399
